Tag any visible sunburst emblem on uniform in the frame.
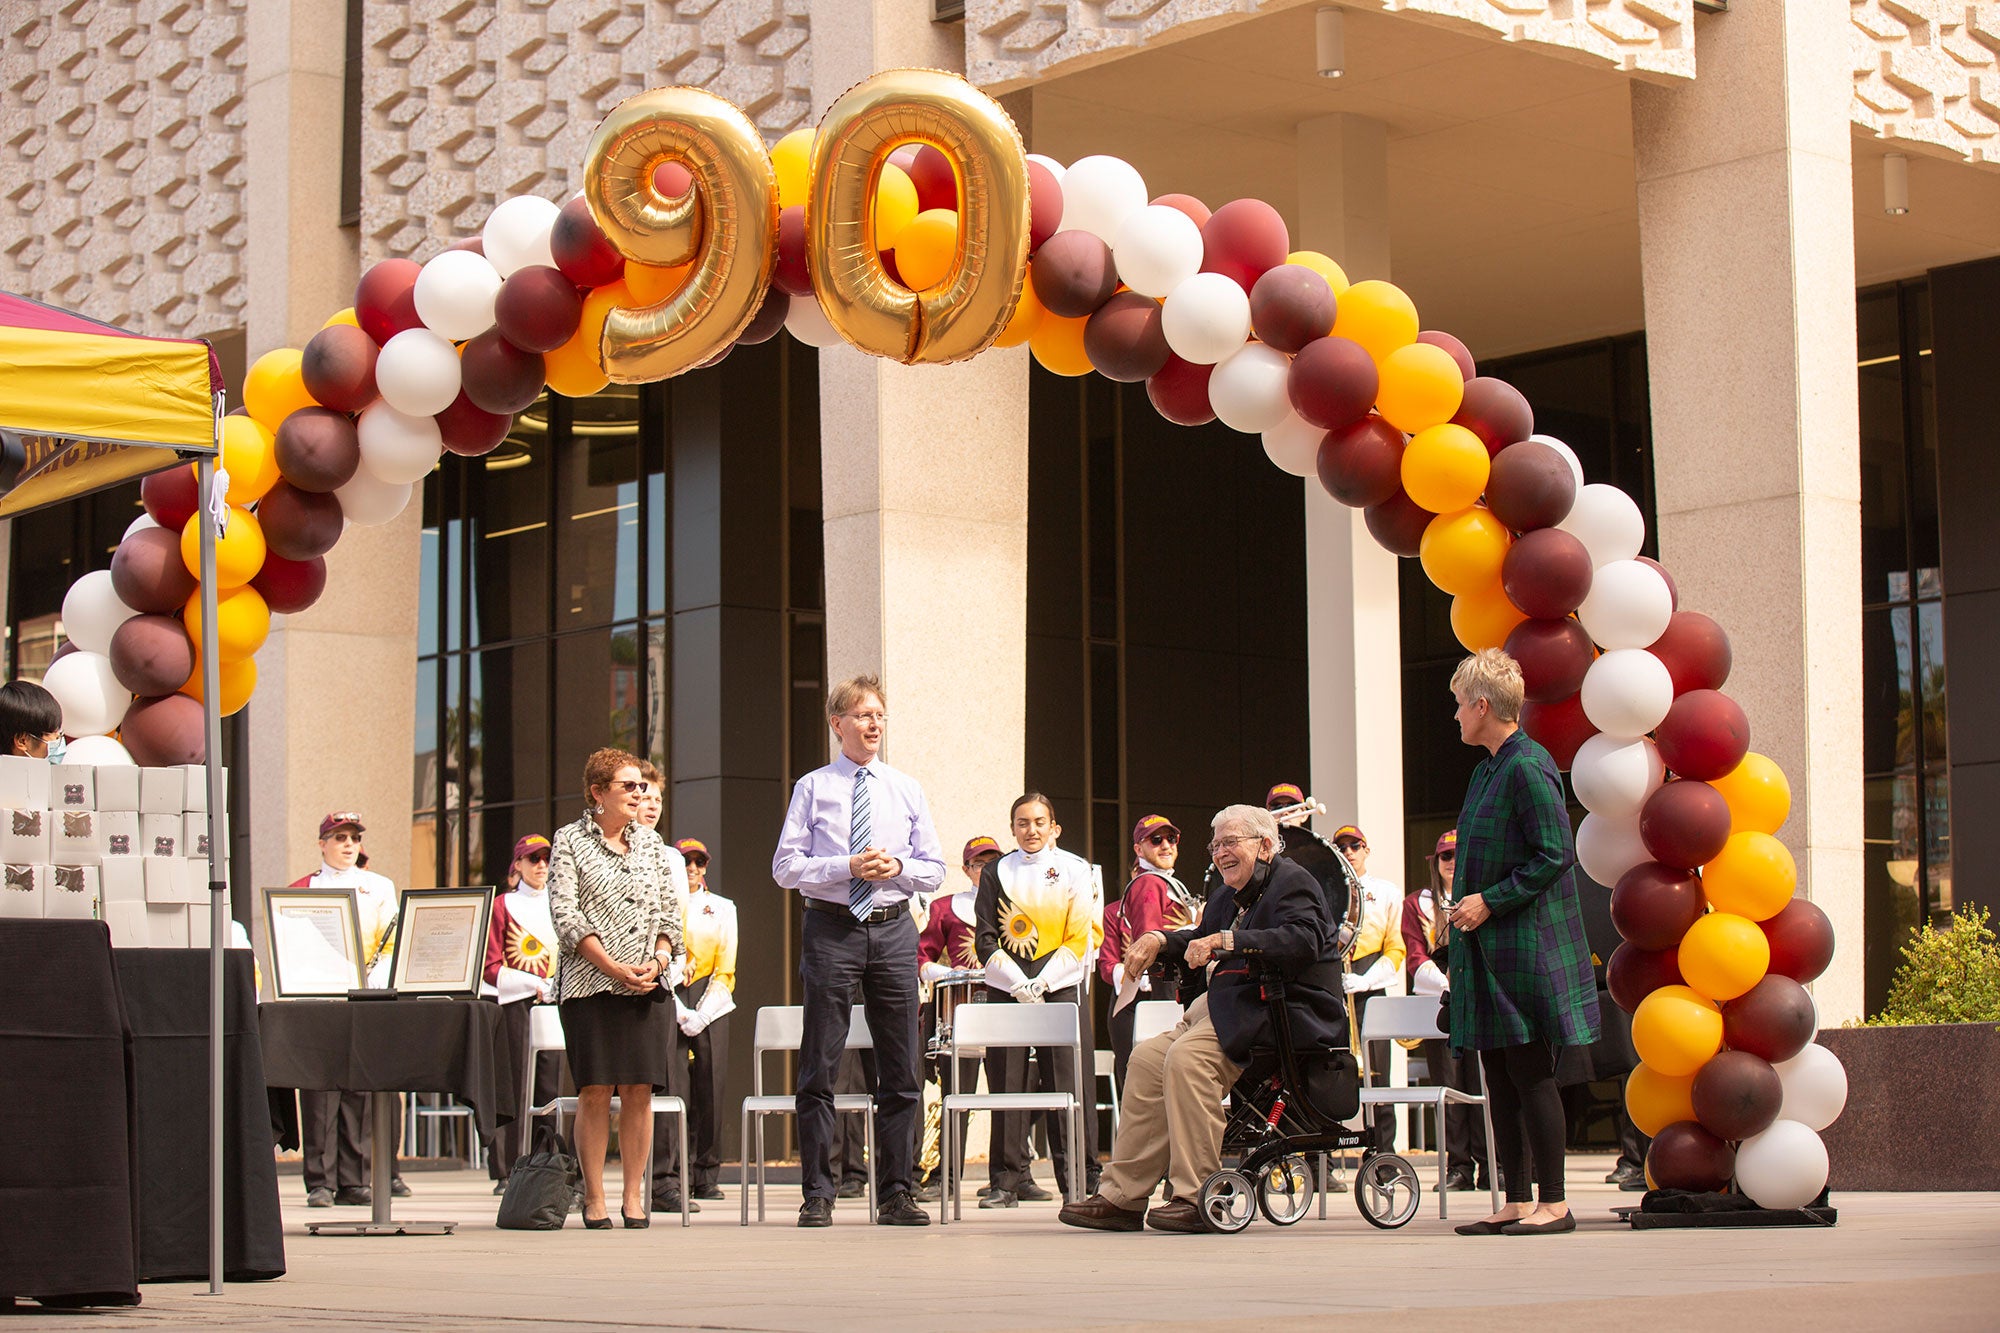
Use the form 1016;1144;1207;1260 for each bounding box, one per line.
507;920;553;976
951;930;979;968
1003;907;1038;957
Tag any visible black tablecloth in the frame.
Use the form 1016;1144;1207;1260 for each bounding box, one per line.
114;949;286;1283
0;921;139;1306
261;998;515;1143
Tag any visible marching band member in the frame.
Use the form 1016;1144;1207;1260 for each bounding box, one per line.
671;838;737;1202
913;835;1000;1201
1105;815;1197;1092
1402;829;1488;1190
1335;822;1405;1154
483;834;560;1191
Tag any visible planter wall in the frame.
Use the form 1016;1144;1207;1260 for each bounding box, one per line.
1816;1024;2000;1190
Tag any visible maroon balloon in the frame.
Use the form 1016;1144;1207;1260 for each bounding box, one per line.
1288;336;1378;431
110;526;200;615
1607;942;1686;1013
1248;266;1335;355
1084;292;1170;383
652;160;693;197
1505;617;1596;704
1147;355;1215;426
448;236;485;256
109;614;195;699
436;391;512;458
736;287;790;346
252;553;329;616
1759;897;1834;984
774;206;810;296
1647;1121;1736;1192
494;265;583;354
1638;555;1679;610
1030;231;1118;318
1028;162;1065;253
1610;862;1707;952
1639;779;1733;869
141;466;200;531
122;693;207;766
1655;689;1750;781
1501;528;1593;620
1451;377;1534;457
1150;193;1211;228
274;407;362;492
1316;416;1403;509
1199;199;1289;292
550;195;626;289
1721;975;1817;1064
1362;489;1431;560
877;245;904;288
1486;440;1577;533
459;329;546;416
299;324;380;413
903;144;956;213
1691;1051;1782;1142
1521;691;1598;771
1416;330;1475;381
258;480;344;562
1649;611;1732;696
354;258;422;347
51;640;78;665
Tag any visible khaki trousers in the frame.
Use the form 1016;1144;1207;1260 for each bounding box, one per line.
1097;995;1242;1208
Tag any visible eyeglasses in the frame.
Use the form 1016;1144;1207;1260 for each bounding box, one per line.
1145;832;1179;847
841;711;887;726
1437;851;1455;864
1205;834;1260;855
612;779;652;793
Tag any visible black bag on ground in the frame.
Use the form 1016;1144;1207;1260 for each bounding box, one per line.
497;1122;580;1230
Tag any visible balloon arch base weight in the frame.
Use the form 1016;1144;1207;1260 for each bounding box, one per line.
304;1219;459;1236
1613;1188;1836;1230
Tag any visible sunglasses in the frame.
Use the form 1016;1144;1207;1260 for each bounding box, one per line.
1336;841;1365;853
1145;832;1179;847
522;852;551;865
1438;851;1455;864
611;779;652;793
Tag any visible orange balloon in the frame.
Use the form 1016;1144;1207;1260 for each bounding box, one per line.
1286;250;1349;299
183;584;272;664
1624;1063;1698;1138
1401;422;1490;513
1703;831;1797;921
545;281;622;397
995;281;1045;349
624;261;691;306
180;652;257;718
892;209;959;292
1630;984;1723;1078
1449;578;1528;653
1029;311;1093;377
1331;279;1418;363
1710;752;1792;836
1375;342;1466;434
178;507;266;590
1420;507;1512;597
243;348;317;431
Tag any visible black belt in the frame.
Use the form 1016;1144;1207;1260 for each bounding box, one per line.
806;897;904;924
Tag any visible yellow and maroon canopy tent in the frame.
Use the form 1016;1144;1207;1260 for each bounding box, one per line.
0;290;221;519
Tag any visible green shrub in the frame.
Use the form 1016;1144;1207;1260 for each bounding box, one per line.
1861;905;2000;1027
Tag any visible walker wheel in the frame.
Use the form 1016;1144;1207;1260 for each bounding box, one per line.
1197;1168;1257;1233
1256;1154;1315;1226
1353;1153;1421;1230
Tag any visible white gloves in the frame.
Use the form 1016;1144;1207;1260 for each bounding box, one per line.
679;1012;708;1037
1343;971;1368;994
1010;979;1048;1004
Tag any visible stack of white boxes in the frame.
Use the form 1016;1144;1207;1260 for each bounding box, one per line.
0;756;227;947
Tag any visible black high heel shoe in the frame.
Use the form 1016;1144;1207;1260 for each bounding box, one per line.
582;1207;613;1230
621;1210;650;1229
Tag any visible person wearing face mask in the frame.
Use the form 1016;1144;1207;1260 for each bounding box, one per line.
1333;822;1404;1155
482;834;561;1192
1402;829;1489;1192
0;680;64;761
631;759;699;1215
669;837;736;1203
1102;815;1197;1094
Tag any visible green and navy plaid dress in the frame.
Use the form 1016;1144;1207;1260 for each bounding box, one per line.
1447;730;1601;1052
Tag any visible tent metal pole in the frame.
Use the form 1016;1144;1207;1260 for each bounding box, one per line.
196;408;227;1297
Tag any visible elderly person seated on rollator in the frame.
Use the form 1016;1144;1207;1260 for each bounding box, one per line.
1060;803;1347;1234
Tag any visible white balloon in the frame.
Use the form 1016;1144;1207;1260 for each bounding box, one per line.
1773;1043;1847;1132
1559;482;1646;567
356;402;445;486
64;733;135;765
1529;433;1585;493
784;293;842;348
42;650;132;738
1580;647;1674;737
1570;733;1665;820
1209;343;1295;435
61;569;138;657
1160;273;1252;366
413;249;503;342
1578;558;1675;651
1734;1120;1830;1210
1112;205;1205;299
124;513;160;540
1056;155;1148;242
481;194;562;278
374;328;463;417
1575;811;1650;887
1261;411;1324;479
1025;153;1066;184
336;467;415;527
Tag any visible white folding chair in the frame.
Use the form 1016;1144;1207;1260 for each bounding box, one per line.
526;1004;692;1228
1356;995;1499;1218
1093;1049;1119;1138
941;1002;1083;1223
1132;999;1184;1044
738;1005;877;1225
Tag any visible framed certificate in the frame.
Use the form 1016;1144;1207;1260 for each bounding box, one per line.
387;886;495;997
261;887;365;999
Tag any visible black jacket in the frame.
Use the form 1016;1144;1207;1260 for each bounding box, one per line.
1162;855;1349;1066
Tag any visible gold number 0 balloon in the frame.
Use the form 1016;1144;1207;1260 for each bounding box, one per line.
807;70;1031;365
583;88;779;382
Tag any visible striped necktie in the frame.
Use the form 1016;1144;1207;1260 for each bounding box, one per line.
848;767;874;919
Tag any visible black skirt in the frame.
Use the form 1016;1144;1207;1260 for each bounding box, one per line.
559;992;673;1090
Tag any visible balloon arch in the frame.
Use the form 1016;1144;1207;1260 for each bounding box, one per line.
47;69;1846;1206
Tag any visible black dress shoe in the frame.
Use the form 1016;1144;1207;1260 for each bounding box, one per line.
692;1184;725;1201
835;1178;866;1199
1015;1179;1054;1202
976;1187;1017;1209
651;1193;700;1214
1443;1167;1477;1192
1502;1211;1576;1235
390;1178;412;1199
306;1187;334;1207
798;1197;834;1228
912;1179;941;1203
876;1192;931;1226
492;1181;508;1196
333;1186;372;1207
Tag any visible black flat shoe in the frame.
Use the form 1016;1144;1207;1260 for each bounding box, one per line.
1502;1212;1575;1235
582;1212;613;1230
622;1211;650;1229
1454;1218;1511;1236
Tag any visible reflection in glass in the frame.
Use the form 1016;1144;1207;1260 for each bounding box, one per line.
469;404;552;646
468;643;551;805
557;389;641;628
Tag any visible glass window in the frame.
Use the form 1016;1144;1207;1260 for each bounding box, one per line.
468;642;550;805
468;412;551;646
552;625;638;799
556;391;641;629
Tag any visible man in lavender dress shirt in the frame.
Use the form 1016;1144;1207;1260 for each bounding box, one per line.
772;674;945;1227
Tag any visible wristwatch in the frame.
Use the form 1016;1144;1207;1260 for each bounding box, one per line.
1220;930;1234;954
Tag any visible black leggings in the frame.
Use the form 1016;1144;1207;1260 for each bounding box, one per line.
1479;1042;1566;1204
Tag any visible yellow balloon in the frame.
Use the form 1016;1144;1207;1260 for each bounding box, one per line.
874;162;920;251
1331;279;1418;363
1703;831;1797;921
1710;752;1792;836
243;349;316;432
323;307;360;330
216;414;280;506
178;508;266;590
1624;1063;1698;1138
1677;911;1770;1002
1449;578;1528;653
1401;422;1490;513
892;209;959;292
994;277;1044;349
1630;984;1723;1078
1420;506;1511;597
1286;249;1349;298
770;128;814;211
183;584;272;665
180;652;257;718
1375;341;1466;434
1029;311;1093;377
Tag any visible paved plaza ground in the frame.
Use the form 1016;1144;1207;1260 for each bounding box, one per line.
11;1154;1998;1330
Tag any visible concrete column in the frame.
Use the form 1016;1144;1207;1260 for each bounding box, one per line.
1633;3;1864;1021
810;1;1032;853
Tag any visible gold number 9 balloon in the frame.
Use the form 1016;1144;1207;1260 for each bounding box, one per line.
583;88;779;382
807;69;1031;365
